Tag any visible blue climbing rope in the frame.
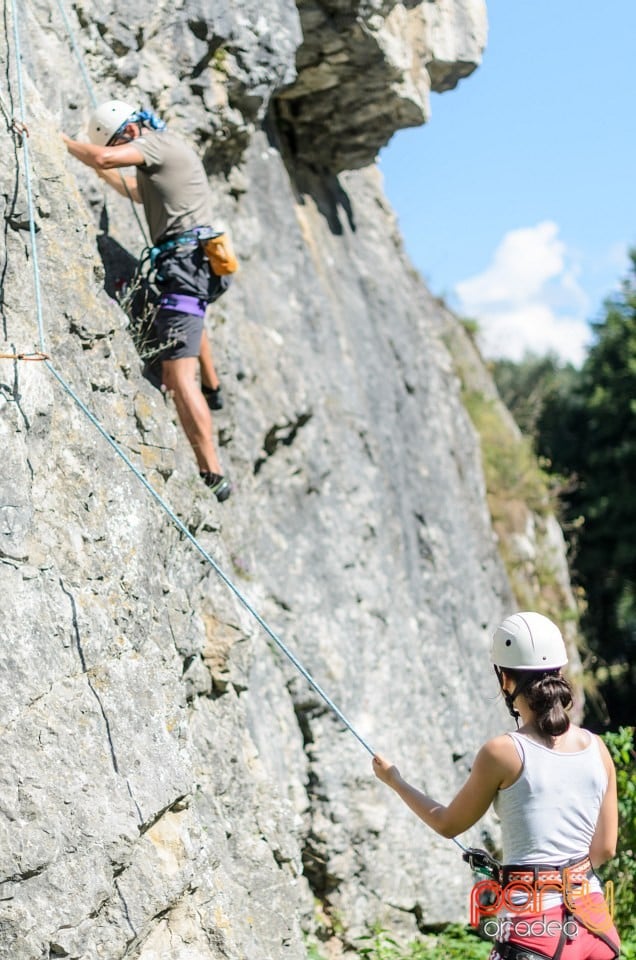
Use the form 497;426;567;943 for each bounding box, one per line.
51;0;97;109
44;362;376;757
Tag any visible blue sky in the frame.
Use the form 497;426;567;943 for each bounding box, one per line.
379;0;636;366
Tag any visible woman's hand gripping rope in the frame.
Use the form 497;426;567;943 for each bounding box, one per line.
372;754;401;788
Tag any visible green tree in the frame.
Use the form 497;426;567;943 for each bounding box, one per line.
541;256;636;724
600;727;636;942
567;260;635;718
493;352;579;440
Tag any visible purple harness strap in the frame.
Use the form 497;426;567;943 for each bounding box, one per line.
159;293;207;317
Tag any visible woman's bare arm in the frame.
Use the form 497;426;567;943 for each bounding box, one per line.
373;736;520;839
589;736;618;867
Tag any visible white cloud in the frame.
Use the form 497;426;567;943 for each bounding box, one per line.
455;222;592;366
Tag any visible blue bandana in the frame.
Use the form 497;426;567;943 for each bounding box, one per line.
110;109;166;144
131;109;167;132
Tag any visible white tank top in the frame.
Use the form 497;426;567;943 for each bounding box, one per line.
494;731;607;908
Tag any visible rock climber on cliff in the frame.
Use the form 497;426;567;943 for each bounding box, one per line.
62;100;232;502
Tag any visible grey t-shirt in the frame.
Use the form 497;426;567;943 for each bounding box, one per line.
134;129;213;244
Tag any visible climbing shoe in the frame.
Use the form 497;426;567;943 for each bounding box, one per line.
201;383;223;411
200;471;231;502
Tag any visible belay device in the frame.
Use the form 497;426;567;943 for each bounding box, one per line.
462;846;501;882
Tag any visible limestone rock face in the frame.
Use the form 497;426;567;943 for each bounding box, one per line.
0;2;573;959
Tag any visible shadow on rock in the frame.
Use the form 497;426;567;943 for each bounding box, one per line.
96;215;163;393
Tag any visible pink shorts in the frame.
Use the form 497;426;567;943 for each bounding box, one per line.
488;895;619;960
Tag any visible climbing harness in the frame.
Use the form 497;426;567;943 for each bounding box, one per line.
464;850;596;888
501;856;593;888
465;849;619;960
159;293;207;317
149;226;239;278
131;230;227;332
149;229;202;265
116;236;233;362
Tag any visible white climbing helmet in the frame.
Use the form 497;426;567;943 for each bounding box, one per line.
491;612;568;670
88;100;137;146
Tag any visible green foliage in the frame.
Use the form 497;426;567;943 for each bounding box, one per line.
460;316;480;340
353;924;491;960
115;275;168;362
461;388;570;616
411;925;492;960
356;925;403;960
212;47;227;70
462;390;554;517
493;352;579;440
541;259;636;725
599;727;636;938
620;934;636;960
305;943;327;960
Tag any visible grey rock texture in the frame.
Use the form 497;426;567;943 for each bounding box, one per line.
0;1;578;958
277;0;487;170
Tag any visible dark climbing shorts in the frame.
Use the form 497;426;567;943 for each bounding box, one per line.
155;308;205;360
153;240;231;361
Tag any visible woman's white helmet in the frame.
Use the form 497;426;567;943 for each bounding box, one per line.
88;100;136;146
491;612;568;670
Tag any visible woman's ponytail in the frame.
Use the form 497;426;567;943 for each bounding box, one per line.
505;669;573;736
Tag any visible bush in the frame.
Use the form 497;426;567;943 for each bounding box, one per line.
353;924;491;960
600;727;636;941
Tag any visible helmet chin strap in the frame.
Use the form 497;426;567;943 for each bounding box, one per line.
107;121;143;147
494;665;528;729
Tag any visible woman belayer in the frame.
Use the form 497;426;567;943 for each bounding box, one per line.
373;611;620;960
